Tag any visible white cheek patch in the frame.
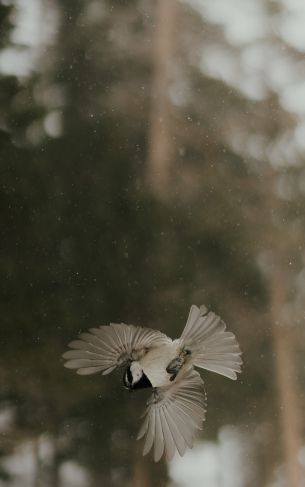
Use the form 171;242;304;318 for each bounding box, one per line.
130;361;144;384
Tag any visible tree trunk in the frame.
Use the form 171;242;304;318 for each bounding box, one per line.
33;437;42;487
132;447;168;487
48;436;61;487
133;458;151;487
270;268;303;487
147;0;177;199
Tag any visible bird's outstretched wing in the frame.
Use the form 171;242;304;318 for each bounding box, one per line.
137;368;206;462
179;305;242;380
63;324;170;376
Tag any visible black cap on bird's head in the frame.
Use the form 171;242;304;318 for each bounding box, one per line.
123;361;152;390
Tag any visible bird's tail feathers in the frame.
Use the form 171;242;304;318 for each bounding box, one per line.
179;305;242;380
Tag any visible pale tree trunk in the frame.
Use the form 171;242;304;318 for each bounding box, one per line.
133;458;151;487
32;435;60;487
147;0;177;199
33;437;42;487
46;435;60;487
270;267;303;487
132;448;168;487
255;421;277;487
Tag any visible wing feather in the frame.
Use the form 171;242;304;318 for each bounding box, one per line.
64;359;106;368
137;414;150;440
175;406;198;438
63;323;170;376
154;411;165;462
170;405;195;447
162;407;186;457
78;332;105;349
77;365;106;375
67;340;103;353
161;407;182;460
143;409;156;456
159;407;175;461
138;368;206;462
63;350;104;360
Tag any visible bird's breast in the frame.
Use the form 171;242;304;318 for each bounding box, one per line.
140;341;180;388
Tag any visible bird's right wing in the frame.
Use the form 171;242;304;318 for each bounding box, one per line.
63;323;170;376
137;368;206;462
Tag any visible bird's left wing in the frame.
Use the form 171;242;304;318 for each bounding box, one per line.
137;368;206;462
63;323;170;376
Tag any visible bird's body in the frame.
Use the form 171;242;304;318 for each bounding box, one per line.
63;304;242;461
140;340;180;387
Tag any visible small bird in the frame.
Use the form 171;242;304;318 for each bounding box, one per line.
63;304;242;462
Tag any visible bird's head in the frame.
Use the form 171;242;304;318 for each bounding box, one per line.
123;361;152;390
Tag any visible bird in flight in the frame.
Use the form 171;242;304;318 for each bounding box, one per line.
63;304;242;462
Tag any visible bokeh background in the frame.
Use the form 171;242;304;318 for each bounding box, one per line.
1;0;305;486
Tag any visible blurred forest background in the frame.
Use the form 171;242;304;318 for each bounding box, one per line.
1;0;305;486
